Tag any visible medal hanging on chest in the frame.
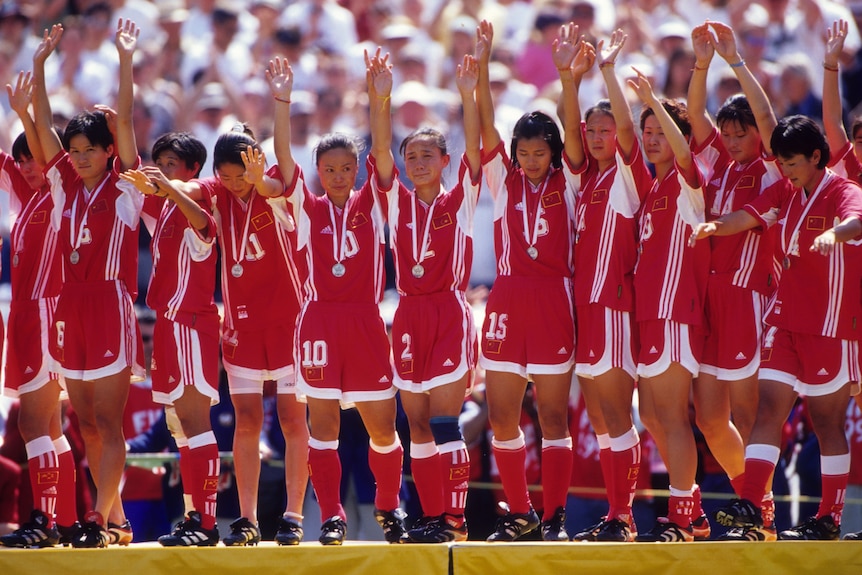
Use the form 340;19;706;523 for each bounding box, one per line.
69;176;109;265
410;193;438;279
230;194;256;279
522;174;549;261
328;198;350;278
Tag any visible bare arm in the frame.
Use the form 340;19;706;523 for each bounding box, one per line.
114;19;140;171
598;29;636;158
31;25;64;162
822;20;850;154
6;72;46;167
810;216;862;255
366;48;395;189
688;22;716;146
553;23;589;169
266;57;296;184
120;166;210;232
455;54;481;178
475;20;502;153
688;208;760;245
242;145;281;198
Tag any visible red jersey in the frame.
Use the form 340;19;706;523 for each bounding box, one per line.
846;399;862;484
744;171;862;340
388;155;480;295
634;160;710;325
142;195;219;335
45;151;142;296
1;152;62;301
204;166;303;331
572;138;651;311
694;129;783;295
285;157;388;304
121;381;165;502
829;141;862;187
483;141;577;279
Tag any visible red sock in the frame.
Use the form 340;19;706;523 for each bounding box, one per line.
368;443;403;512
412;452;444;517
730;474;745;498
818;473;849;524
178;445;193;510
309;446;345;521
54;441;78;526
609;443;641;523
440;443;470;517
761;494;775;527
187;433;219;530
668;494;695;528
741;459;773;507
541;446;572;520
492;444;531;514
27;437;59;527
599;446;614;515
692;484;705;518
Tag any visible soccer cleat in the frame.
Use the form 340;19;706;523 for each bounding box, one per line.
0;510;60;548
718;524;777;542
486;503;540;542
107;520;133;546
691;513;711;540
158;512;219;547
374;508;408;544
274;516;304;546
222;517;261;546
594;518;636;542
843;530;862;540
778;516;840;541
571;517;607;542
57;522;81;547
634;518;694;542
319;516;347;545
714;498;762;529
540;506;569;541
72;511;109;548
407;514;468;543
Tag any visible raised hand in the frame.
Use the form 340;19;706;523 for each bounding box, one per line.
120;168;160;195
824;19;848;68
552;22;580;72
364;47;393;98
691;22;715;67
241;145;266;185
572;41;596;77
34;24;64;66
475;20;494;65
115;18;140;58
626;67;658;106
709;21;741;63
6;71;34;116
598;29;627;67
265;57;294;101
455;54;479;94
93;104;118;139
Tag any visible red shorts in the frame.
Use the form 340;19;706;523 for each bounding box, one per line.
701;282;767;380
295;301;394;404
50;281;144;381
637;319;705;378
152;317;220;407
392;291;477;393
3;297;62;396
761;326;860;397
575;304;637;380
479;276;575;377
222;321;296;382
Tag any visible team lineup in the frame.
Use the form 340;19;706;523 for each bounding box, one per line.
1;12;862;549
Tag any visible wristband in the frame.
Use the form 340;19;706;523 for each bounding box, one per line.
274;96;291;103
729;60;745;68
823;62;839;72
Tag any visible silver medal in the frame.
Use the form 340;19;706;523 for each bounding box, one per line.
70;250;80;265
332;262;346;277
412;264;425;279
12;254;19;267
527;246;538;260
231;263;244;278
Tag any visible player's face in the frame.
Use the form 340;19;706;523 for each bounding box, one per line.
515;136;553;185
719;120;761;165
584;112;616;164
317;147;358;202
776;152;821;191
155;151;198;183
215;162;253;199
15;154;46;190
67;133;113;184
641;115;674;166
403;137;449;190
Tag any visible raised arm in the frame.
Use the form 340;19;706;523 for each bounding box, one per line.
710;21;776;153
475;20;502;153
822;19;850;154
598;29;636;160
266;56;296;184
120;166;210;232
366;48;394;189
688;22;716;146
553;23;588;169
32;25;64;161
242;145;281;198
6;71;46;167
114;18;140;171
455;54;481;178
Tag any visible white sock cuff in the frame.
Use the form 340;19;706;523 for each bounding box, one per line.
25;436;55;459
370;438;402;454
492;431;525;451
821;453;851;475
745;444;781;464
410;441;439;459
669;486;694;498
175;436;189;449
309;437;339;451
438;440;467;455
609;427;640;452
53;435;72;455
188;431;217;450
596;433;611;450
542;437;573;450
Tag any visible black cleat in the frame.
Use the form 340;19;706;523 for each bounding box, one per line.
594;517;636;542
319;516;347;545
540;506;569;541
714;498;762;529
778;516;840;541
222;517;261;546
374;508;408;543
274;516;304;546
0;510;59;548
407;514;467;543
72;512;109;548
572;517;607;542
634;518;694;542
158;512;219;547
486;503;540;542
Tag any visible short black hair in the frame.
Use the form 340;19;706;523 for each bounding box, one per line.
152;132;207;178
770;115;830;169
314;132;362;165
62;110;114;151
716;93;757;132
510;111;563;170
11;132;32;162
639;99;692;138
213;124;257;172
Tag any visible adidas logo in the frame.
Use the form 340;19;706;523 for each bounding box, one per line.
379;375;390;383
735;352;747;361
514;201;525;212
44;486;58;495
557;347;568;354
649;346;659;354
817;368;829;376
62;209;72;218
24;366;34;374
168;376;176;384
589;350;595;358
320;225;334;235
405;222;414;230
104;349;115;358
443;358;454;367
